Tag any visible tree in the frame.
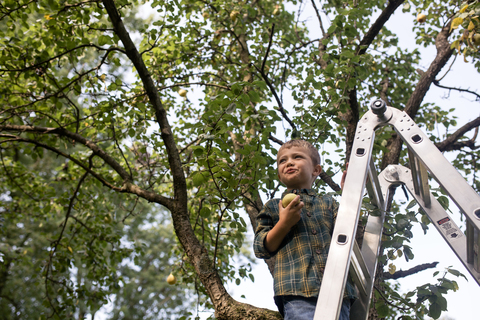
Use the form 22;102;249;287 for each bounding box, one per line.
0;0;479;319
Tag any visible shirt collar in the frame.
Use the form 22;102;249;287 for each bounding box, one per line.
281;188;317;197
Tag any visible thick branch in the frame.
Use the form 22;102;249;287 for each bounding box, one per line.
342;1;403;164
0;129;174;209
102;0;187;206
320;171;341;192
382;22;454;168
404;24;454;117
435;116;480;152
357;0;405;55
0;124;130;179
382;262;439;280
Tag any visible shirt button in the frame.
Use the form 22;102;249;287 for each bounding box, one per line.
320;267;325;273
316;249;321;254
312;230;317;235
306;212;311;217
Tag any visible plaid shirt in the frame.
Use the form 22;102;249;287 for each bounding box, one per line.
254;188;357;300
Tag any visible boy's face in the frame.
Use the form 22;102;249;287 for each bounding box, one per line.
277;146;322;190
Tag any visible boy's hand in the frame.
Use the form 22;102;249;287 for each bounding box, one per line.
264;195;303;253
341;162;349;190
278;195;303;230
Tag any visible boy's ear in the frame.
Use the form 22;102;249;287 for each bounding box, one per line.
313;164;322;177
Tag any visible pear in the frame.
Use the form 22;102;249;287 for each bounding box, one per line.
282;193;297;207
417;13;427;23
473;34;480;46
230;10;240;21
167;273;177;285
178;89;187;97
273;5;280;15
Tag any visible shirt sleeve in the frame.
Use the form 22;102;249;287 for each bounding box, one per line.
253;199;279;259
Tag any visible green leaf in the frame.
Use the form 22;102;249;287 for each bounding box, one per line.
377;303;389;317
192;171;208;186
429;302;442;319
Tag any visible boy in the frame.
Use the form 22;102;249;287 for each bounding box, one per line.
254;139;356;320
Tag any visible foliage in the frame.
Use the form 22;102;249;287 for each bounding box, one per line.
0;0;479;319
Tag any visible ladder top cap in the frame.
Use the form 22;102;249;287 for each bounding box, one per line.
370;99;387;116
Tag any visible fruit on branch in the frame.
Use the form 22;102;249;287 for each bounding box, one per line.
167;273;177;285
474;33;480;46
273;5;280;15
178;89;187;97
417;13;427;23
230;10;240;21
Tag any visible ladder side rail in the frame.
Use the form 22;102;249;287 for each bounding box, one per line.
314;108;390;320
389;108;480;230
389;164;480;285
313;148;369;320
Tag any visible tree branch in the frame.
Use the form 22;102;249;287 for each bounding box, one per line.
433;79;480;100
261;24;275;74
435;116;480;152
382;21;454;169
357;0;405;55
0;128;174;209
253;64;297;132
102;0;188;206
382;262;439;280
404;23;454;117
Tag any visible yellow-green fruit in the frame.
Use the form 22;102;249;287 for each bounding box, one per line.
273;5;280;15
178;89;187;97
167;273;176;285
230;10;240;21
417;13;427;23
282;193;297;207
474;34;480;46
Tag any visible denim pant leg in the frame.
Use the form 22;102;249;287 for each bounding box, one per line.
338;299;351;320
283;296;316;320
283;296;351;320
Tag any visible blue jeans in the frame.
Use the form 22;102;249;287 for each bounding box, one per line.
281;296;351;320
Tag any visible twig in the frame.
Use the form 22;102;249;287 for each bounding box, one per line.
433;79;480;100
310;0;326;37
261;24;275;73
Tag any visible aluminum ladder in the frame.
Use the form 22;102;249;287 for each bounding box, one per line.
314;99;480;320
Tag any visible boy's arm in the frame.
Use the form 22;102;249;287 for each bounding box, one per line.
264;195;303;253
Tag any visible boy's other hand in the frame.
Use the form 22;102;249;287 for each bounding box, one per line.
278;195;303;229
341;162;349;190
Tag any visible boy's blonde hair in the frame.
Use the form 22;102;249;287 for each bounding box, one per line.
278;139;321;166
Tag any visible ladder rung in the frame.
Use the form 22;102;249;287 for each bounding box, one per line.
466;219;480;271
408;149;431;208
